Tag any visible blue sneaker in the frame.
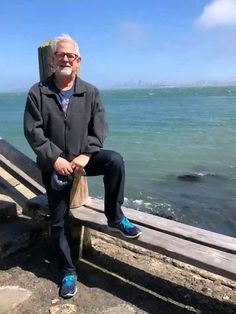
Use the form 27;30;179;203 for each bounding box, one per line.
60;274;77;298
108;216;142;239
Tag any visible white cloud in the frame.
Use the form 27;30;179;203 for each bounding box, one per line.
119;21;148;43
197;0;236;29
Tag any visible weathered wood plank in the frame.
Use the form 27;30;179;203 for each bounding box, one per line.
0;138;43;186
70;205;236;281
0;154;45;195
38;40;54;81
83;197;236;254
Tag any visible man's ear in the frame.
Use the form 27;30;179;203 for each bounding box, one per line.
76;58;81;76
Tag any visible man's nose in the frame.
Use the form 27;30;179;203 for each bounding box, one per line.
62;54;69;61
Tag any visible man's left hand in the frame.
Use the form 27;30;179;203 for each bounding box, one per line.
70;154;91;172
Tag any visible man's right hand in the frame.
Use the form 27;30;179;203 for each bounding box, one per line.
53;157;74;176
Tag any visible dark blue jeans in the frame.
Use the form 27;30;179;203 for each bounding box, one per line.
42;149;125;275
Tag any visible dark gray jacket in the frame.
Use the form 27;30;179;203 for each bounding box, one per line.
24;75;108;171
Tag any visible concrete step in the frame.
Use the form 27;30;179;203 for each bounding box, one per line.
0;286;32;313
0;216;49;259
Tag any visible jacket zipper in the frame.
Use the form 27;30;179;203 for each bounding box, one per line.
64;100;70;159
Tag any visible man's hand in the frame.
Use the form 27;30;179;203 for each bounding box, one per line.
53;157;74;176
70;154;91;172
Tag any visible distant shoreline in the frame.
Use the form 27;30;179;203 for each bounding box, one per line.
2;84;236;94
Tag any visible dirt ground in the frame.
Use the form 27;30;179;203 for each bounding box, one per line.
0;229;236;314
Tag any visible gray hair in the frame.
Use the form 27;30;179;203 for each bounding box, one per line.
51;33;81;57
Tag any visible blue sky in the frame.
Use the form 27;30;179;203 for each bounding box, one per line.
2;0;236;91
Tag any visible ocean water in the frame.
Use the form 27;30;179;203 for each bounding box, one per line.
1;87;236;237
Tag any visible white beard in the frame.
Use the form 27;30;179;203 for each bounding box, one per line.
56;66;73;77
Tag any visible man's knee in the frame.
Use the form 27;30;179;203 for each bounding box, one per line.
107;151;124;170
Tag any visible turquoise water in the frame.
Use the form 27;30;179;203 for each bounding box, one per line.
1;87;236;236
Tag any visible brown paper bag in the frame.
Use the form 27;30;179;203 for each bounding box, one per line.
70;170;88;208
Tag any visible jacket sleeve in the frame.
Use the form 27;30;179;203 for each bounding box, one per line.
23;87;63;168
81;88;108;154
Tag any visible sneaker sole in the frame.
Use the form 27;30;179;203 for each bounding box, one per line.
107;226;142;239
60;286;78;298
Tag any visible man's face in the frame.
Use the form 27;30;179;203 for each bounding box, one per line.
53;40;81;78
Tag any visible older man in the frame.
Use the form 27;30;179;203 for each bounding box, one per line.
24;34;141;298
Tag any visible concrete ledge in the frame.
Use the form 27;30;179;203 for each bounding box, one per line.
0;286;32;313
0;216;49;259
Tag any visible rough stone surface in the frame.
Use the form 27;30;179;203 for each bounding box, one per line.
0;233;236;314
49;304;78;314
0;286;31;313
0;217;46;258
101;304;139;313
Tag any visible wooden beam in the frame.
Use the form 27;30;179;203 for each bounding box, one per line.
38;40;54;81
84;197;236;255
0;154;45;195
0;138;43;186
71;205;236;281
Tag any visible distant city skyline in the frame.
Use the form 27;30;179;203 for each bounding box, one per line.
4;79;236;93
110;78;236;89
2;0;236;91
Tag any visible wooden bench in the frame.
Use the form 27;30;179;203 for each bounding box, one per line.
1;137;236;282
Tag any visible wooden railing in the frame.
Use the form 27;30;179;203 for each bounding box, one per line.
1;137;236;281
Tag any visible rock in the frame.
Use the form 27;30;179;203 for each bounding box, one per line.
49;304;79;314
0;286;32;313
201;287;212;294
102;304;137;313
0;272;12;283
51;298;60;305
0;218;45;259
177;174;201;182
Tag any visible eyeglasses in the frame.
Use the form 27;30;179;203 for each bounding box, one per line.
54;52;79;61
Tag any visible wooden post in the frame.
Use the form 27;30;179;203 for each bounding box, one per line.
70;223;91;260
38;40;54;81
38;40;91;258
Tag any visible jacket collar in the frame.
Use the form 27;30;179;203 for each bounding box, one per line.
39;74;87;95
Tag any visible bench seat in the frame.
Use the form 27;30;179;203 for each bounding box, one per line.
70;198;236;281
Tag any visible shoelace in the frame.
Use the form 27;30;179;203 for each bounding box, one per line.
121;217;133;228
63;275;75;286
